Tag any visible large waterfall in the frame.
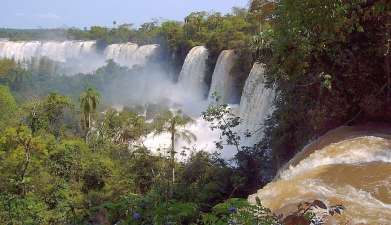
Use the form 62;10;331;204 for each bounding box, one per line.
239;63;275;146
177;46;209;99
0;40;159;74
104;43;159;68
208;50;237;104
0;40;96;63
248;125;391;224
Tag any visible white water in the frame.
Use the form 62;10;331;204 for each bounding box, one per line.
249;130;391;224
0;40;159;74
0;40;96;62
143;47;241;160
239;63;275;146
279;136;391;180
208;50;237;104
104;43;159;68
143;116;223;160
177;46;209;100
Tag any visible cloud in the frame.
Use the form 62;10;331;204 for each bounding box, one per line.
35;13;60;20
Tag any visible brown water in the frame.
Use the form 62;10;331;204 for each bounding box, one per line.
249;125;391;225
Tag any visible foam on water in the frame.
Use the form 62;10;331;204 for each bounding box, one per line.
249;133;391;224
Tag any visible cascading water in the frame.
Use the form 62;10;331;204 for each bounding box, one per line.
0;40;99;73
248;125;391;224
144;47;239;160
239;63;275;146
177;46;209;100
0;40;160;74
0;40;97;63
208;50;237;104
104;43;159;68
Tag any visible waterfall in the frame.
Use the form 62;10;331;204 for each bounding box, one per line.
104;43;159;68
248;125;391;224
0;40;99;73
239;63;275;146
208;50;237;104
0;40;97;63
0;40;160;74
177;46;209;99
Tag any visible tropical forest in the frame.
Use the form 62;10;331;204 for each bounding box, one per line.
0;0;390;224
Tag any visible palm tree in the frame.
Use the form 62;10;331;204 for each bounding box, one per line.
153;110;196;187
80;88;100;134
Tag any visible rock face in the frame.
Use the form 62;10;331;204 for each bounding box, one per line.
208;50;237;104
248;124;391;224
239;63;274;146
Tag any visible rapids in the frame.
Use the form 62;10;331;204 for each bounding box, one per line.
248;124;391;224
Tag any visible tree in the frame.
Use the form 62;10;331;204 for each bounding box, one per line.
24;93;74;137
0;85;18;130
257;0;391;167
153;110;195;188
79;88;100;136
41;93;73;137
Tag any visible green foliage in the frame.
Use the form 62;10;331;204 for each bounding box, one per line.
201;197;279;225
0;2;368;224
256;0;391;167
24;93;74;137
0;85;18;129
80;87;100;131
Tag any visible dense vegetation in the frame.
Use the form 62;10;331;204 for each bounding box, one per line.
0;0;389;224
255;0;390;167
0;58;274;224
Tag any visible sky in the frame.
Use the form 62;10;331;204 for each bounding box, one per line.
0;0;249;29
